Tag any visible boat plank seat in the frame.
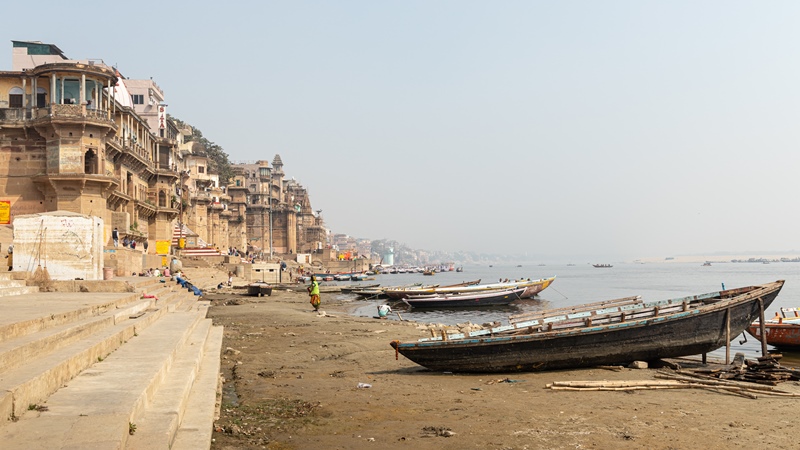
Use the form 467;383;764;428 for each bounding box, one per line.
509;296;643;323
421;299;700;342
780;307;800;318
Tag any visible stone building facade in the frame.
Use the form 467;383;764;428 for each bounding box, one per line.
1;41;328;273
0;41;179;258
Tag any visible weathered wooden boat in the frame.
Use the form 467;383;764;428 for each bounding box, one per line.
350;283;425;299
384;279;482;300
246;282;273;297
384;277;554;300
402;287;527;308
746;307;800;348
390;280;785;373
519;276;556;298
340;283;380;294
333;273;352;281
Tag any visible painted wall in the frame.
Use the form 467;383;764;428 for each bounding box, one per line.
13;211;103;280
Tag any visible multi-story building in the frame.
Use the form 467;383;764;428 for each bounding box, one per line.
1;40;329;273
228;156;327;256
0;40;180;275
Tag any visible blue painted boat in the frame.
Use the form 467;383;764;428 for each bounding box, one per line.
390;281;785;373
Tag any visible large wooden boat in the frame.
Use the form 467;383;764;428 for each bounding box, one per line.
746;307;800;348
402;287;527;308
390;280;784;373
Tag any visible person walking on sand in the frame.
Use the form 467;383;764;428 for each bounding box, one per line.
308;275;321;311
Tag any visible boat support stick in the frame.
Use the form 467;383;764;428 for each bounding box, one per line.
758;297;768;357
725;307;730;365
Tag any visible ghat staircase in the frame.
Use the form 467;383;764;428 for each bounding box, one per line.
0;269;226;449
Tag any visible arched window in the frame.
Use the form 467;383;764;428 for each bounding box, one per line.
84;149;98;174
158;190;167;207
9;87;23;108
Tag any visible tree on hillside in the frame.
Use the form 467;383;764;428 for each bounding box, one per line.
169;115;233;184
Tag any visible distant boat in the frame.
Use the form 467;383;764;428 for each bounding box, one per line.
593;264;613;268
702;262;711;266
747;307;800;348
567;263;575;266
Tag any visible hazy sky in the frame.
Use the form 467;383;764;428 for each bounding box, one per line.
6;1;800;261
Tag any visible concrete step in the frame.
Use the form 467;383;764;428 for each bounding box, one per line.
0;272;30;281
0;310;206;449
0;298;155;373
0;300;172;424
172;325;224;450
125;319;213;449
0;285;41;297
0;292;142;344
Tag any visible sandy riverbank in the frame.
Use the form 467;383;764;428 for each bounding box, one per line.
206;287;800;450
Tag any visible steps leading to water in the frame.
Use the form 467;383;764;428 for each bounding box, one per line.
0;269;226;449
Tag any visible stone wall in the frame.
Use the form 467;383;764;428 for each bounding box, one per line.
103;246;145;276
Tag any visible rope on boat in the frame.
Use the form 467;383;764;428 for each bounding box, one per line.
392;340;400;360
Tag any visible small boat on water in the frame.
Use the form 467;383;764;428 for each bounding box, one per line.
384;279;482;300
702;262;711;266
340;283;380;294
403;287;527;308
350;282;424;299
390;280;785;373
746;307;800;348
593;264;613;268
385;277;555;300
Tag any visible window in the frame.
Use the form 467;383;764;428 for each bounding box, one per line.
131;94;144;104
36;87;47;107
9;87;23;108
84;149;98;174
198;166;205;174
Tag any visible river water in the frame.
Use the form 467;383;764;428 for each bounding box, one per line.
331;261;800;364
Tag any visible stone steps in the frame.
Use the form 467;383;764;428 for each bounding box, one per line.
0;312;208;449
0;268;226;449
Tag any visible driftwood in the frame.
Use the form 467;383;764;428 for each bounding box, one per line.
548;369;800;399
547;381;760;399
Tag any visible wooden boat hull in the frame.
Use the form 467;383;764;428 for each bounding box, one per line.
384;279;482;300
246;283;273;297
403;287;527;308
519;277;556;298
746;322;800;348
391;281;784;373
